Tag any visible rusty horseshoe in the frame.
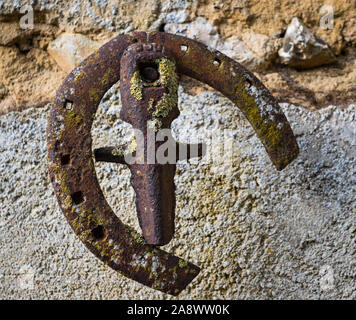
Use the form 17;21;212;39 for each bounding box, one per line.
47;31;299;296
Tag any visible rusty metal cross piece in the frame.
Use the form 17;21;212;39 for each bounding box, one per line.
47;31;299;295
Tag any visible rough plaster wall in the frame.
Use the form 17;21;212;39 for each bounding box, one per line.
0;0;355;112
0;84;355;299
0;0;355;299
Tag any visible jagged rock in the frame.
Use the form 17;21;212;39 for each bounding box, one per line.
47;33;101;73
279;17;336;69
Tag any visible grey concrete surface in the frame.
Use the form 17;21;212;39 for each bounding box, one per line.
0;83;355;299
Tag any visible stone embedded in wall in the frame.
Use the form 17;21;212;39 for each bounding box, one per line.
278;17;336;69
242;33;280;59
241;33;281;69
217;36;265;71
47;33;101;73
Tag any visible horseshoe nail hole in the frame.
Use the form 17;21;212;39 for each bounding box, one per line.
245;78;252;88
139;62;160;82
54;140;60;152
60;154;71;165
158;23;166;32
91;225;105;240
213;58;221;67
71;191;84;205
64;100;73;110
180;45;188;53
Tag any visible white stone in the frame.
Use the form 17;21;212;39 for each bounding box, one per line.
48;33;101;73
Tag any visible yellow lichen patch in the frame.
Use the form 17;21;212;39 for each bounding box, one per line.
111;137;137;156
178;259;188;268
147;119;162;132
70;216;81;233
125;224;146;245
74;72;86;82
112;136;137;156
64;109;82;127
101;68;113;86
147;98;155;110
83;56;95;68
50;164;73;210
127;136;137;154
78;229;92;243
89;88;102;102
151;57;178;119
92;241;112;258
62;194;72;209
130;71;143;100
112;147;125;157
236;81;286;160
53;167;69;194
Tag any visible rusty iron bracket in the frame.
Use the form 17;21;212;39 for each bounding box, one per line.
47;31;299;296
